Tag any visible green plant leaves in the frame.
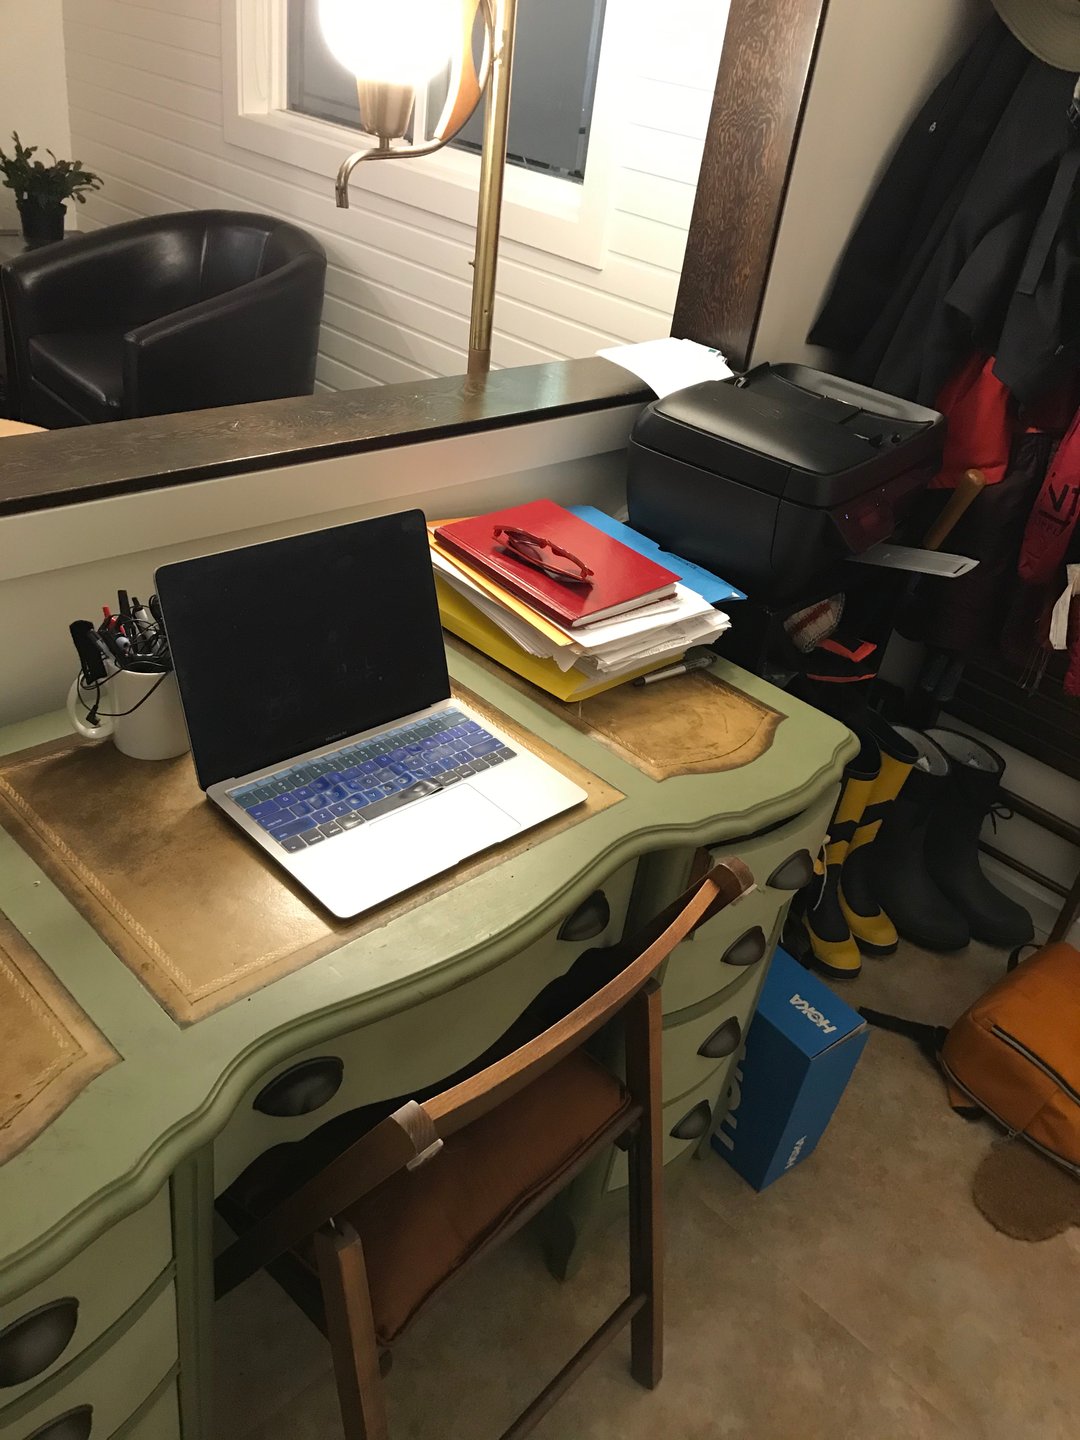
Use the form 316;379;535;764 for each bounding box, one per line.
0;131;103;206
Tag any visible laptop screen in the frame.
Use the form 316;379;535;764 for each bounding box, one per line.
156;511;451;790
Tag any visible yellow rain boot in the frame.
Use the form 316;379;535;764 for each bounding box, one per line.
804;738;878;979
839;716;917;957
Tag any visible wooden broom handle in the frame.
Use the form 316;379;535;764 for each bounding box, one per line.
922;468;987;552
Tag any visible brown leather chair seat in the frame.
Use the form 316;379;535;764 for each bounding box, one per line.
296;1051;629;1345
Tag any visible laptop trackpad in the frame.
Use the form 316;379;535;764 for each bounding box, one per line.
374;784;520;868
297;785;523;919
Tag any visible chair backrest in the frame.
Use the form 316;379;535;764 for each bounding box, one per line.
196;212;325;298
422;856;755;1141
215;857;755;1300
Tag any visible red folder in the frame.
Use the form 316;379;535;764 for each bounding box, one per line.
435;500;678;627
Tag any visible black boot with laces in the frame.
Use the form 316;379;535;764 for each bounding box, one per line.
923;729;1034;950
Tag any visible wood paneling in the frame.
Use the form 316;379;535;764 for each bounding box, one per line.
671;0;829;369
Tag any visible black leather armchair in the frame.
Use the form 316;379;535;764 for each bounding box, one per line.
0;210;326;426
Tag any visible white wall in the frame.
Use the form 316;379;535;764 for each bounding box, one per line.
60;0;729;390
751;0;989;368
0;0;73;230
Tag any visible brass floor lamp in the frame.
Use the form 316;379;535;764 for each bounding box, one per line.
322;0;518;378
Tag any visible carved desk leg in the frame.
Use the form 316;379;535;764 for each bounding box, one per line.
171;1150;216;1440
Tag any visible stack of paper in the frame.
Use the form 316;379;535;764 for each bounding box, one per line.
430;514;731;701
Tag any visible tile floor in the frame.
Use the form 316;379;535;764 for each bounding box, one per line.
214;940;1080;1439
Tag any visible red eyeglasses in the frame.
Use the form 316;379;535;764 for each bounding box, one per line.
493;526;594;586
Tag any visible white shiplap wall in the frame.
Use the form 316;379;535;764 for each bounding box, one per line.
61;0;728;391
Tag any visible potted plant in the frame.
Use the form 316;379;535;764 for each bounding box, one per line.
0;133;103;248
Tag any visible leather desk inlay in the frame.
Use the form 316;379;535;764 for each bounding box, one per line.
0;913;119;1162
458;644;782;780
0;688;621;1025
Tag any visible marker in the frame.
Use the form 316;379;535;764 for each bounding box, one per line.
134;603;157;637
633;653;715;687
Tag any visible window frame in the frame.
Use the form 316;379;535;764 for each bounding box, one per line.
222;0;624;270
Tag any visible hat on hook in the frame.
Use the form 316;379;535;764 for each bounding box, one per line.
991;0;1080;70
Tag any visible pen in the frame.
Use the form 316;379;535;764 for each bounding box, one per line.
633;653;715;687
134;602;157;636
97;626;127;664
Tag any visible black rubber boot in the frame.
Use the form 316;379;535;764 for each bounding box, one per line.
923;729;1035;949
868;728;970;952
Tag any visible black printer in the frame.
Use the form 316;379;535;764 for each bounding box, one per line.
626;363;945;606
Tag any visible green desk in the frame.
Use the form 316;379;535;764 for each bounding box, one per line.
0;647;854;1440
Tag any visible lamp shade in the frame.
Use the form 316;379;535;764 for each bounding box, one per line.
318;0;459;86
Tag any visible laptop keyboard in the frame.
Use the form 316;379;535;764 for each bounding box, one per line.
227;708;517;853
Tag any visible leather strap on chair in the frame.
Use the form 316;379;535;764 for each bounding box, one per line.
391;1100;445;1170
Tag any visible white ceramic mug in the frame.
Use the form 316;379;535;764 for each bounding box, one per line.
67;664;190;761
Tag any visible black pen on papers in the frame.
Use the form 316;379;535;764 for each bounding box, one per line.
633;653;714;687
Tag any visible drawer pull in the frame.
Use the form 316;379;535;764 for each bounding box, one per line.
253;1057;344;1117
721;926;767;968
766;849;815;890
697;1017;742;1060
24;1406;93;1440
670;1100;712;1142
0;1298;79;1387
557;890;610;942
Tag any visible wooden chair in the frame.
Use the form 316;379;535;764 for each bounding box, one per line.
214;858;755;1440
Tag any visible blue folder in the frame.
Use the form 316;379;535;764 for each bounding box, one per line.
568;506;745;606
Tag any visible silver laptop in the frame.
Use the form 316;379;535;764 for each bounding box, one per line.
155;511;586;919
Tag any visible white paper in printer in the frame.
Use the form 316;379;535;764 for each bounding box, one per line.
597;337;734;397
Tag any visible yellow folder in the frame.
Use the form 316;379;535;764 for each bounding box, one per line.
435;578;673;702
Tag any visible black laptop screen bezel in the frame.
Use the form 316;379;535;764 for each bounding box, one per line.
155;511;451;791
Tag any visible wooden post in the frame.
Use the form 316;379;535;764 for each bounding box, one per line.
671;0;830;371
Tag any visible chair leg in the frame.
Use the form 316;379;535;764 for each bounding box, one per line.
315;1222;391;1440
624;981;664;1389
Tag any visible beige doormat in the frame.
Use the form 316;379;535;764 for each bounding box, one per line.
972;1140;1080;1241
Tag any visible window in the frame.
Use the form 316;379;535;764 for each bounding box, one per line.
224;0;622;268
287;0;607;183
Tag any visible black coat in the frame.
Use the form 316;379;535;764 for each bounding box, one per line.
810;18;1080;406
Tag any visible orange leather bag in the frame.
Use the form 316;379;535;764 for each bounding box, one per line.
940;942;1080;1175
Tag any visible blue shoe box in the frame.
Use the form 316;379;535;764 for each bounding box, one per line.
712;947;868;1190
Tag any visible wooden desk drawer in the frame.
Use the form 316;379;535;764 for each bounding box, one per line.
112;1378;178;1440
605;1067;735;1194
662;962;768;1105
0;1192;171;1409
214;861;638;1190
660;789;836;1015
0;1284;176;1440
